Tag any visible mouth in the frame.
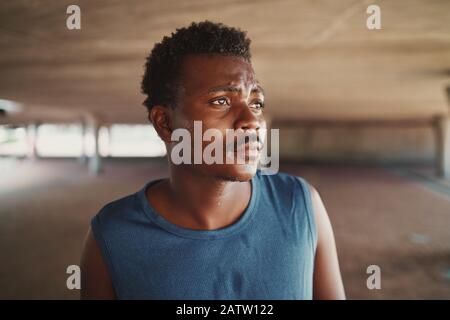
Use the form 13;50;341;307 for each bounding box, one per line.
224;134;264;163
231;142;262;162
227;136;264;152
235;141;262;152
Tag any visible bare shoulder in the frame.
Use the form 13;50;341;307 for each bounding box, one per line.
306;182;329;228
80;227;116;299
306;183;334;247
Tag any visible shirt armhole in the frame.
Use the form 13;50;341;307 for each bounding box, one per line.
295;177;318;254
90;214;120;297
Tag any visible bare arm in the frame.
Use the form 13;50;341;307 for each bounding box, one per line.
310;185;346;300
80;227;116;299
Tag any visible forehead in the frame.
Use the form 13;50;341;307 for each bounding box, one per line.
178;54;258;94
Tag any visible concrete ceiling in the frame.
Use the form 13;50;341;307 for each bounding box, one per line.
0;0;449;125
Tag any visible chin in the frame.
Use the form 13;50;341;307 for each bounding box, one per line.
213;163;258;182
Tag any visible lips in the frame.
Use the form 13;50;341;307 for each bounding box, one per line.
229;141;260;163
226;136;263;152
236;141;262;152
222;132;264;164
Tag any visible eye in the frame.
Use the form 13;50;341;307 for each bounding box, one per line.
210;97;230;107
251;100;265;110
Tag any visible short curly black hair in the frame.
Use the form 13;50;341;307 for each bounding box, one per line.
141;21;252;113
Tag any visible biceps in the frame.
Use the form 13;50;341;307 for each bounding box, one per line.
80;228;116;300
313;231;345;299
310;186;346;300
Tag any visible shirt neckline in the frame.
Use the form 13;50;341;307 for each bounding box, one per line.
137;172;260;240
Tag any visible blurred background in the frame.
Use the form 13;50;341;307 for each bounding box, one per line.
1;0;450;299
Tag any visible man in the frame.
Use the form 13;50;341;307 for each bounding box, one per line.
80;21;345;300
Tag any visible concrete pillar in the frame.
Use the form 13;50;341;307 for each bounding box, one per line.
26;122;39;160
105;125;112;157
84;113;102;175
434;115;450;178
78;121;87;164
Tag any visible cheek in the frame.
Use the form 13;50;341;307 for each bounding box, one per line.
185;105;234;132
258;116;267;128
171;103;204;131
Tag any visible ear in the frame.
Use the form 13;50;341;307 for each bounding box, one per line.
148;105;173;143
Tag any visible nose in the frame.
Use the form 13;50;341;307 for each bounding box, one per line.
233;103;262;131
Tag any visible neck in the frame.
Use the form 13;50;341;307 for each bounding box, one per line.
166;165;252;230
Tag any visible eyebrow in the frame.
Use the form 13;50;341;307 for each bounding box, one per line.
207;84;265;96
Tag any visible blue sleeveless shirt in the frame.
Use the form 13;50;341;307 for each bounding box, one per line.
91;170;317;299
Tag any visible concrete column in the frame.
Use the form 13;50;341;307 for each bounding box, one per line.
78;121;87;164
84;113;102;175
434;115;450;178
105;125;112;157
26;122;39;160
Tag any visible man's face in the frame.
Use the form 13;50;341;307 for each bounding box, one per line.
169;54;266;182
